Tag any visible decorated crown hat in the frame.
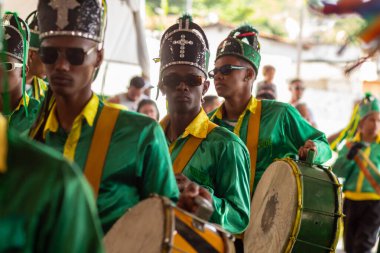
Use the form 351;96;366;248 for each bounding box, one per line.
216;25;261;73
359;93;380;119
159;14;210;76
2;13;30;62
26;11;41;51
38;0;107;43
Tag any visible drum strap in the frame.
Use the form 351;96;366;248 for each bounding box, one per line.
172;121;218;174
247;100;262;196
84;106;120;197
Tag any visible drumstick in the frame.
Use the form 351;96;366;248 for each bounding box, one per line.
353;155;380;195
357;149;380;178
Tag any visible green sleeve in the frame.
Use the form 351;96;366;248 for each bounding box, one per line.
136;122;179;202
41;163;105;253
283;105;332;164
333;146;355;179
208;140;251;234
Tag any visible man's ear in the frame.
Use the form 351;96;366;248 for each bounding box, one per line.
246;68;256;81
95;48;104;69
202;80;210;95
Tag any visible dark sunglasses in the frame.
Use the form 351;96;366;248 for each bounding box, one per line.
39;45;97;65
208;64;248;79
162;74;204;89
2;62;23;71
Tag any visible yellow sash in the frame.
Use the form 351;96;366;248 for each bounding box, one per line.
0;116;8;173
210;99;262;196
172;121;218;174
84;106;120;197
247;100;262;195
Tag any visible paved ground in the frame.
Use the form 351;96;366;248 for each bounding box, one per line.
336;238;379;253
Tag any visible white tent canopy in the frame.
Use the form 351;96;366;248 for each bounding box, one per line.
3;0;150;81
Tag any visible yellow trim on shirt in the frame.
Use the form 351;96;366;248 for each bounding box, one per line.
43;94;99;161
210;96;258;135
160;109;210;153
344;191;380;201
0;115;8;173
14;93;30;112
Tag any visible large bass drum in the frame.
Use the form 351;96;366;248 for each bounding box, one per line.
244;158;343;253
104;196;235;253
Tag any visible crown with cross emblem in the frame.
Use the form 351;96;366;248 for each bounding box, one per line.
38;0;107;43
1;13;30;63
159;14;210;76
216;25;261;73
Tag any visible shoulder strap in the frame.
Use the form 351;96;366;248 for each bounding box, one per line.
246;100;262;196
84;105;120;197
172;121;218;174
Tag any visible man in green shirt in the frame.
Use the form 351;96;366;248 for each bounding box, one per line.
0;112;104;252
209;25;331;192
209;25;332;252
25;10;47;103
333;94;380;253
1;13;40;133
30;0;179;234
158;15;251;235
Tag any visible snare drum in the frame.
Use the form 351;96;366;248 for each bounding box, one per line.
244;158;343;253
104;196;235;253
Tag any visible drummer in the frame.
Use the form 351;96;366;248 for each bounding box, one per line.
29;0;179;234
333;94;380;253
208;25;332;251
158;15;251;235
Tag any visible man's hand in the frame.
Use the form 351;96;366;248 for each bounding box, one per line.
298;140;317;160
176;174;213;217
347;142;367;160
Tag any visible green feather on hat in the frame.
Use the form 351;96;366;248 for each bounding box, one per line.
216;24;261;73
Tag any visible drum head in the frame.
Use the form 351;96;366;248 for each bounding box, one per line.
104;197;167;253
244;160;299;253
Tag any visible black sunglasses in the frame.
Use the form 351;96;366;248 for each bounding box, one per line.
208;64;248;79
39;45;97;66
162;74;204;89
2;62;23;71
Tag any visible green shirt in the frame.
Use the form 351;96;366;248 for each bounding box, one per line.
0;126;104;253
7;95;40;134
26;77;48;103
161;110;251;234
39;94;179;233
333;135;380;201
210;98;332;191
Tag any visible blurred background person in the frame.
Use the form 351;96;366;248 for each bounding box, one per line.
202;95;222;113
137;99;160;121
256;65;277;100
108;76;146;111
296;102;317;128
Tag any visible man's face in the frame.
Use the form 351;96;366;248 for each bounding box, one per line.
161;65;208;114
213;56;252;99
264;68;275;82
127;86;143;102
28;50;46;79
40;36;103;97
289;81;305;100
360;112;380;138
0;56;23;94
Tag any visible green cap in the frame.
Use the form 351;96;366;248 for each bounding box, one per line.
359;93;380;119
216;25;261;73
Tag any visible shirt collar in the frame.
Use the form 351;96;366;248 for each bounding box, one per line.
160;109;210;139
213;96;258;120
14;93;30;112
352;132;380;144
43;93;99;138
0;115;8;173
